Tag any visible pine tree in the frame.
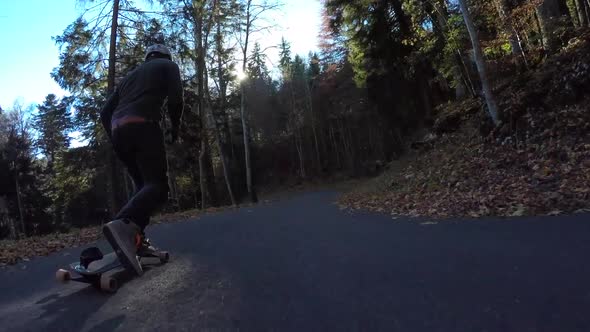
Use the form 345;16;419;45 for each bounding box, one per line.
278;37;292;81
35;94;72;166
2;103;50;237
52;1;153;215
247;42;269;80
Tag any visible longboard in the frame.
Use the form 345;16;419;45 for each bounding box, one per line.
56;249;169;293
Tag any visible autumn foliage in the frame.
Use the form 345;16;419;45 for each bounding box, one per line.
340;31;590;219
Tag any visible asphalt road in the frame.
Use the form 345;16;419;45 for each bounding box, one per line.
1;191;590;331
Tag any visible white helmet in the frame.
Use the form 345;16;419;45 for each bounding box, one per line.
145;44;171;60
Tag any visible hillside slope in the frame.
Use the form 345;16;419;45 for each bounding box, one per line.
340;32;590;219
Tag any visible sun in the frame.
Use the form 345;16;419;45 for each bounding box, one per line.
235;69;248;82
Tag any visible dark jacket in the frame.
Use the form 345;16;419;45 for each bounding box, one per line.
100;57;183;138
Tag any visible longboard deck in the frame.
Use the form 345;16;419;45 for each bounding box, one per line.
72;252;122;276
56;249;170;292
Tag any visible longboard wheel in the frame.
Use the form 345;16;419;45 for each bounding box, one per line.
56;269;71;283
100;275;118;293
158;251;170;263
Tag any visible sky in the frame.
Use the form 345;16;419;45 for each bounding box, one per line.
0;0;322;110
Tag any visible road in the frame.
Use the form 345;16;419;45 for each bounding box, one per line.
1;191;590;331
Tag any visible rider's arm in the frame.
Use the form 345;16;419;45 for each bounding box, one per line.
100;89;119;140
167;62;184;131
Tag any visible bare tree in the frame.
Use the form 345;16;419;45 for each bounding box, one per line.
494;0;528;66
306;55;322;173
156;0;220;208
237;0;281;203
210;0;237;206
458;0;501;126
5;102;31;237
191;0;219;209
106;0;121;216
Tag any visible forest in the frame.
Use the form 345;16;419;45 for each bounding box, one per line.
1;0;590;240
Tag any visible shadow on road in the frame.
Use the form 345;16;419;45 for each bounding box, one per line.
35;287;115;331
86;315;126;332
32;265;163;331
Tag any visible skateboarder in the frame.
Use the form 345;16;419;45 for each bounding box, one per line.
99;42;183;276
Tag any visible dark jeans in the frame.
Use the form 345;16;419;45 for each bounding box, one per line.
112;122;169;230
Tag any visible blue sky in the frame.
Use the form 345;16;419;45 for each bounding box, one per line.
0;0;322;109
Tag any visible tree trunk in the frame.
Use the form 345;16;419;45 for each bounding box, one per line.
536;6;553;50
195;3;208;209
165;152;178;210
533;11;546;49
572;0;581;26
328;123;341;169
14;170;25;236
536;7;555;51
8;216;17;240
458;0;501;126
577;0;589;25
495;0;522;54
212;17;236;206
211;120;236;206
0;196;17;239
432;0;472;98
494;0;528;65
197;72;207;206
107;0;119;103
167;171;178;209
306;81;322;174
106;0;121;217
198;136;207;209
390;0;411;36
338;118;353;171
240;86;256;202
345;121;357;173
456;50;478;98
295;128;306;178
536;0;572;51
240;0;257;203
223;108;236;164
418;72;433;118
198;130;217;208
190;167;199;208
193;1;219;209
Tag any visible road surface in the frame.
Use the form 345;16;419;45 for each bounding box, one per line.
1;191;590;331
